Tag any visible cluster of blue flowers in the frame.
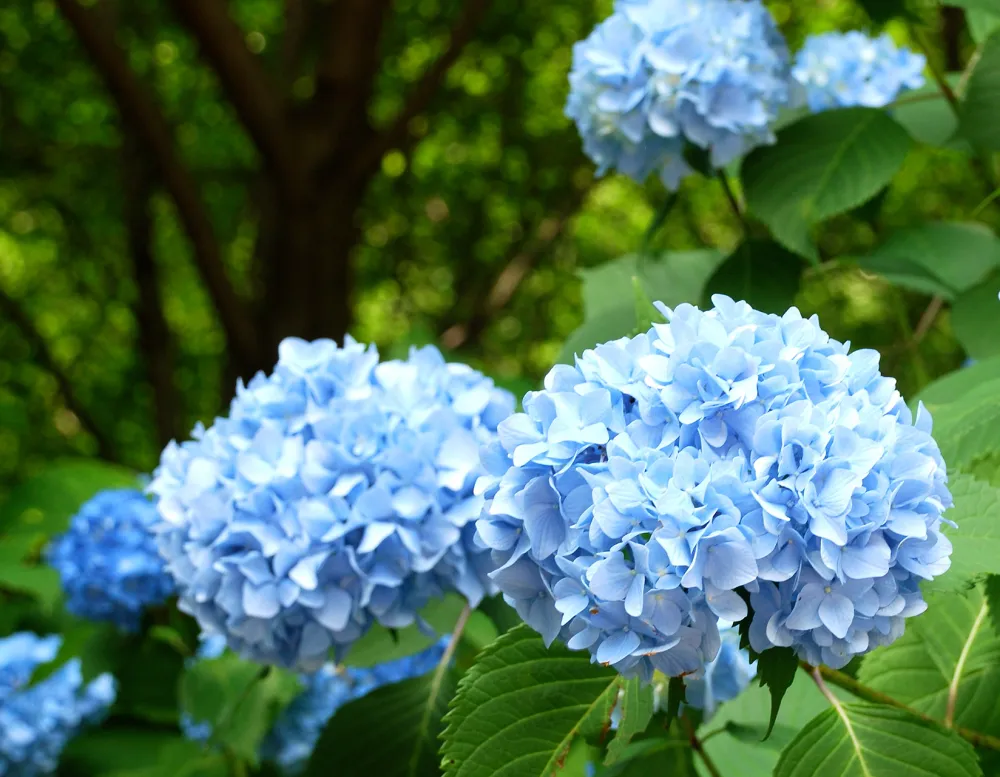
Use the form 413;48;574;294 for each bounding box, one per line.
792;32;925;112
683;626;755;717
150;338;512;671
476;295;952;676
0;633;116;777
566;0;791;189
46;489;175;632
568;0;926;185
183;636;447;774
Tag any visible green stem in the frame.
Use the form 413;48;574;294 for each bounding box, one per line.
640;192;678;254
681;712;724;777
716;170;746;230
801;662;1000;752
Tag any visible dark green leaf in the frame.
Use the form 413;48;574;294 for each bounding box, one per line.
967;9;1000;43
306;660;455;777
703;239;803;313
604;677;654;765
917;355;1000;406
928;376;1000;472
742;109;912;261
602;732;696;777
960;31;1000;150
62;730;225;777
892;76;967;150
663;675;686;733
441;625;620;777
952;275;1000;359
923;474;1000;592
858;222;1000;300
857;0;913;22
774;704;982;777
859;585;1000;735
478;595;523;635
755;647;798;739
986;575;1000;636
344;593;465;668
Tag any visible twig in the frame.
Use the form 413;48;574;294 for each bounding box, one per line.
913;296;944;344
801;662;1000;751
908;24;960;113
681;712;724;777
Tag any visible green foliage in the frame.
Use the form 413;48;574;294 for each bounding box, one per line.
918;356;1000;406
952;277;1000;359
926;474;1000;592
703;240;804;313
960;32;1000;151
741;109;912;261
754;647;800;740
604;677;655;766
441;625;620;777
775;704;982;777
63;731;226;777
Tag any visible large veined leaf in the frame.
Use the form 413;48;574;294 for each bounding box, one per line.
604;677;654;765
892;77;967;149
742;109;912;261
702;240;804;314
305;663;456;777
858;222;1000;300
925;474;1000;592
926;377;1000;472
774;703;982;777
441;625;620;777
559;250;725;363
960;31;1000;150
952;276;1000;360
917;355;1000;407
858;586;1000;736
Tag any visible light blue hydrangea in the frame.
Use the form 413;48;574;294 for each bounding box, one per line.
0;633;117;777
792;31;925;112
151;338;513;671
46;489;175;632
183;636;447;773
566;0;792;190
476;295;952;678
683;626;755;717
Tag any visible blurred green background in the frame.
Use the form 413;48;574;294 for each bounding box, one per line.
0;0;984;492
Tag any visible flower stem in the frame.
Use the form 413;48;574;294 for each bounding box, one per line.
716;170;746;230
681;712;725;777
800;662;1000;751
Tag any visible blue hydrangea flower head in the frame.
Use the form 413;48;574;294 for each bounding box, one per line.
182;636;448;773
683;626;755;717
476;295;952;678
46;488;174;632
566;0;792;190
0;633;117;777
792;31;925;112
151;338;513;671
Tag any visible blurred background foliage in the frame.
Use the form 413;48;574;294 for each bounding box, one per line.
0;0;986;494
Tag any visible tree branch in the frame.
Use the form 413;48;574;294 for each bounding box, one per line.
55;0;257;367
122;133;180;449
166;0;293;188
352;0;492;177
0;288;117;462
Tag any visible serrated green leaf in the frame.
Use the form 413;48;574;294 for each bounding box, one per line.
305;660;455;777
960;31;1000;150
703;239;803;313
985;575;1000;636
742;109;912;261
858;222;1000;300
441;625;620;777
952;276;1000;359
858;586;1000;736
774;703;982;777
604;677;654;765
755;647;798;739
925;377;1000;471
925;474;1000;592
344;593;465;668
918;355;1000;407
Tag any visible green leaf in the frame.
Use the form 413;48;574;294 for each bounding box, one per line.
62;730;226;777
858;222;1000;300
305;661;455;777
703;239;804;313
925;474;1000;592
917;355;1000;406
755;647;799;739
344;593;465;668
952;276;1000;359
857;0;914;22
441;625;621;777
663;675;686;732
604;677;654;766
967;8;1000;43
632;276;660;334
478;594;523;635
985;575;1000;636
742;108;912;261
605;732;696;777
965;452;1000;487
960;31;1000;150
858;585;1000;735
892;76;967;150
928;377;1000;472
948;1;1000;16
0;562;61;609
774;703;982;777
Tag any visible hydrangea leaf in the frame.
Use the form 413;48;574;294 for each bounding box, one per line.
948;0;1000;11
917;355;1000;407
741;108;912;262
891;81;966;150
604;677;655;765
858;222;1000;300
304;663;457;777
632;276;660;335
754;647;799;739
967;9;1000;43
858;585;1000;736
774;703;982;777
62;730;224;777
602;732;696;777
965;452;1000;487
702;240;804;314
927;383;1000;474
441;625;621;777
855;0;912;22
959;31;1000;150
951;276;1000;359
663;675;687;733
985;575;1000;636
478;594;523;635
925;474;1000;592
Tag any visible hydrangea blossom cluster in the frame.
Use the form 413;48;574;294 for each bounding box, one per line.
683;626;755;717
565;0;792;189
476;295;953;677
183;636;447;773
792;32;925;112
151;338;513;671
0;633;116;777
46;489;175;632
